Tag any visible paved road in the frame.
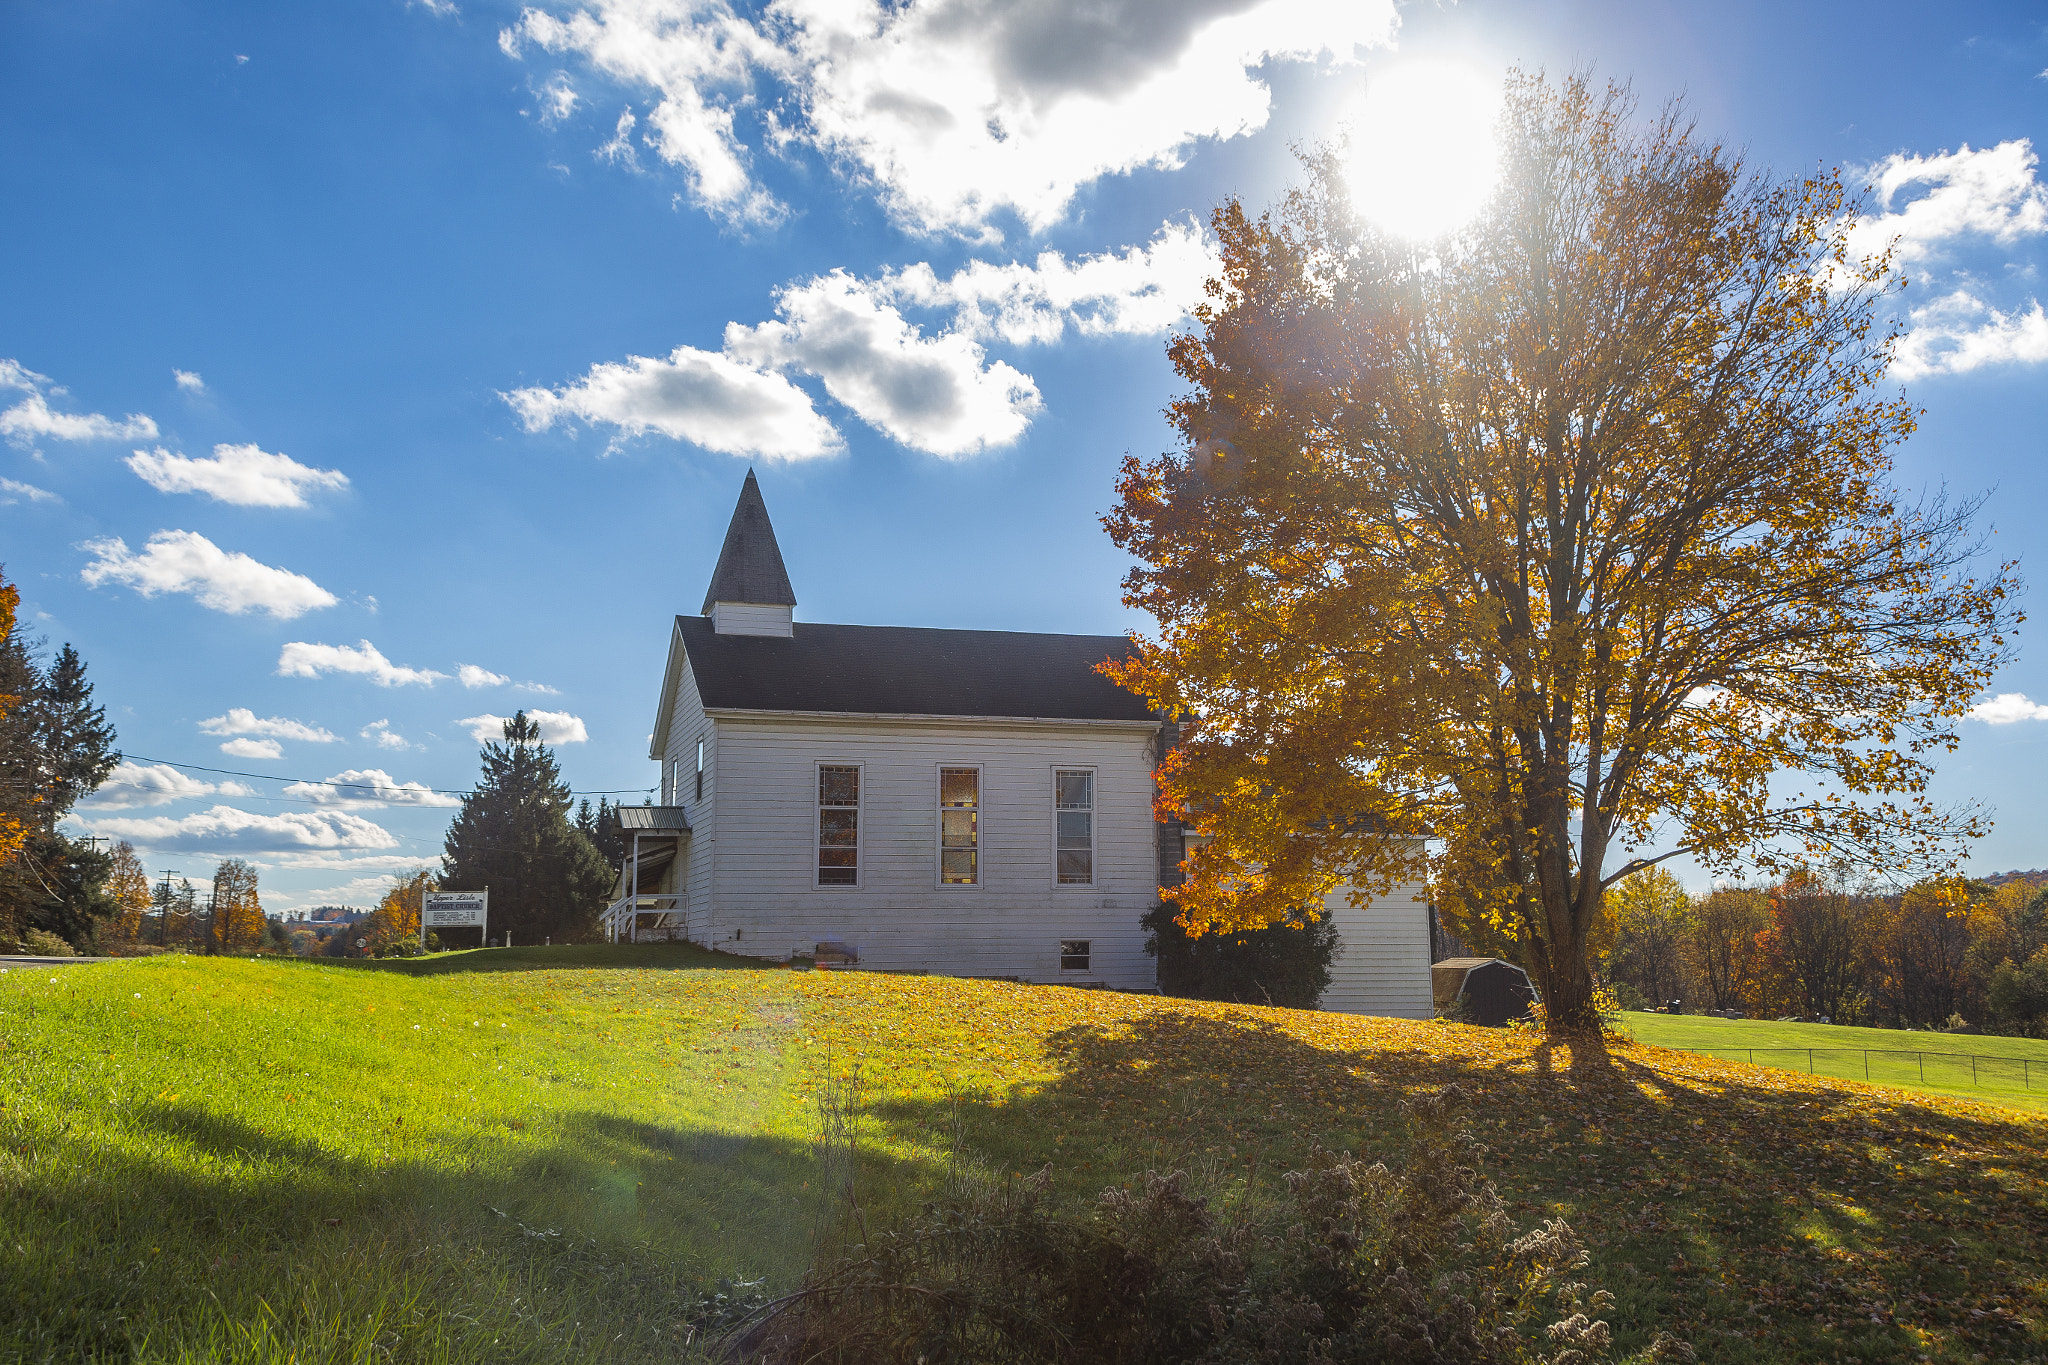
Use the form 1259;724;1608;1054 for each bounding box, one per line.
0;956;115;968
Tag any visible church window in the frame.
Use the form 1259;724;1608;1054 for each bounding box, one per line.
818;765;860;886
1055;769;1093;885
696;738;705;801
939;767;979;885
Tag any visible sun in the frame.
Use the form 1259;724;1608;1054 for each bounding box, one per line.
1341;63;1502;241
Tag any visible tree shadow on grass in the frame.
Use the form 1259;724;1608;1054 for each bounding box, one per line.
304;942;767;977
852;1008;2048;1364
1;1092;907;1364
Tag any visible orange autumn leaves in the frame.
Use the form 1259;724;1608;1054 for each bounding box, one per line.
0;568;24;867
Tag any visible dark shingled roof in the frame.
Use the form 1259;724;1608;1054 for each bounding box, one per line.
700;469;797;614
675;616;1154;721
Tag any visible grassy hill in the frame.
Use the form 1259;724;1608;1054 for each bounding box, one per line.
2;947;2045;1363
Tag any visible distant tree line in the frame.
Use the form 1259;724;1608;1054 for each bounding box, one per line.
1576;867;2048;1036
94;845;293;956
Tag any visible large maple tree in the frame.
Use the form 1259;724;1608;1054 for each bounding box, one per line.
1105;74;2018;1032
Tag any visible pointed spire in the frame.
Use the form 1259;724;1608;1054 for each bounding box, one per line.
701;469;797;614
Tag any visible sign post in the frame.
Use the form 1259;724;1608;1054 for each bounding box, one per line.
421;889;488;951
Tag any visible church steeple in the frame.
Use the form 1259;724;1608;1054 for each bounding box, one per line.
702;469;797;637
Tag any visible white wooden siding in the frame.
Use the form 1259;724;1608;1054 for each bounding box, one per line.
661;648;714;913
698;714;1162;989
708;601;793;637
1319;879;1432;1018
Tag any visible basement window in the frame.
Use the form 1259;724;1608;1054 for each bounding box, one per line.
817;765;859;886
1060;940;1091;971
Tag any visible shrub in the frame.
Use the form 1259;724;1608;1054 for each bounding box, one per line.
21;928;77;957
749;1088;1689;1365
1143;902;1339;1009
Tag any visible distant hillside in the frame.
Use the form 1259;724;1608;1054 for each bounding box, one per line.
1978;870;2048;890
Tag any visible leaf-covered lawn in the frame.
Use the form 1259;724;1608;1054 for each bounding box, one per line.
3;949;2044;1363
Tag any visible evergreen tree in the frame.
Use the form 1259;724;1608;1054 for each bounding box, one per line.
14;833;116;951
0;592;121;948
442;711;612;944
575;795;626;871
27;644;118;828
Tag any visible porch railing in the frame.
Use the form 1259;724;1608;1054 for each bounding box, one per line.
602;894;684;944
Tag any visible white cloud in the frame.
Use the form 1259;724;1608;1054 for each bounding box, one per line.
1892;291;2048;379
282;768;461;808
127;443;350;508
503;0;1396;238
79;530;337;619
412;0;459;15
78;804;400;854
884;218;1217;344
508;218;1209;458
0;478;58;505
1848;140;2048;264
81;760;255;809
199;708;340;743
538;71;581;124
501;2;787;225
727;272;1041;456
276;640;447;687
264;851;434;872
459;710;589;743
1967;692;2048;724
0;359;157;446
458;663;511;688
360;719;415;750
504;343;842;458
596;108;639;168
219;737;284;760
173;369;206;393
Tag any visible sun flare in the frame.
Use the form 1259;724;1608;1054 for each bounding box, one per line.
1342;63;1502;240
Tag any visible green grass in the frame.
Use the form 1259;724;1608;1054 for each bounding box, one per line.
1622;1011;2048;1114
0;946;854;1363
4;949;2047;1363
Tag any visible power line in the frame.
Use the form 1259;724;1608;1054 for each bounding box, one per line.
121;753;657;800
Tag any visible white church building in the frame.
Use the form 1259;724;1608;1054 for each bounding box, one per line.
606;472;1430;1017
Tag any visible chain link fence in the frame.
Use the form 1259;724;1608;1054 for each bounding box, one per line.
1697;1045;2042;1095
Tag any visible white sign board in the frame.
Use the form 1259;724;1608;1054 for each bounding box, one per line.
422;890;487;928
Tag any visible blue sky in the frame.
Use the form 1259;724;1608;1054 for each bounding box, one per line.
3;0;2046;910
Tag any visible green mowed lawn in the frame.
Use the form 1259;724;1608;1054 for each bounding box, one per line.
0;947;856;1364
1623;1012;2048;1114
4;949;2046;1364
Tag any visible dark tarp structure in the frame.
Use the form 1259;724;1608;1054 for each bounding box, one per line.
1431;956;1538;1027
